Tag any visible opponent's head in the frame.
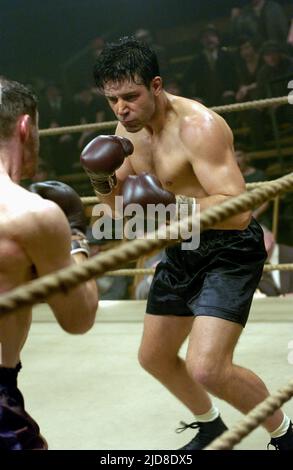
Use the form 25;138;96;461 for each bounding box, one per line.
93;37;162;132
0;77;39;179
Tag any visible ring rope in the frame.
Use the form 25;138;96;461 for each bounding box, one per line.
39;96;289;137
0;172;292;315
105;263;293;277
205;378;293;450
211;95;289;114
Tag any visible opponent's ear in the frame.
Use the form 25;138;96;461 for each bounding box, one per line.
19;114;31;142
151;76;163;96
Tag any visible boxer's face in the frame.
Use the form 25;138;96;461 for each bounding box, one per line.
104;76;161;132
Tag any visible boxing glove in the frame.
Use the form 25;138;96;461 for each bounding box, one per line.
29;181;89;256
122;173;176;214
80;135;134;195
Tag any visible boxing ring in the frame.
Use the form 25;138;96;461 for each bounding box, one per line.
1;94;293;450
20;297;293;450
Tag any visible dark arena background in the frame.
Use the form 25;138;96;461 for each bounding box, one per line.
0;0;293;459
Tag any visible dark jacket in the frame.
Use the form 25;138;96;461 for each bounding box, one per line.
182;48;237;106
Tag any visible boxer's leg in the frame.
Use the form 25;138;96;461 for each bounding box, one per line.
138;313;212;414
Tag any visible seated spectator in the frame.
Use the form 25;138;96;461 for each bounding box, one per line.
258;226;293;296
235;36;262;102
63;36;105;94
246;40;293;149
39;83;76;175
257;41;293;100
182;24;238;108
230;0;289;45
134;28;169;78
235;144;271;227
73;86;114;152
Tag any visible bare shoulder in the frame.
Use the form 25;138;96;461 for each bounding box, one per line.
175;97;233;157
7;185;69;243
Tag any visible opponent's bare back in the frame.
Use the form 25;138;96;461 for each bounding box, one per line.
0;178;56;295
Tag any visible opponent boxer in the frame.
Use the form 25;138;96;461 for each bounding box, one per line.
81;38;293;450
0;77;98;450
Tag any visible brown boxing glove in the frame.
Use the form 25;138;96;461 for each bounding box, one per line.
29;180;90;257
122;173;177;232
80;135;134;195
122;173;176;209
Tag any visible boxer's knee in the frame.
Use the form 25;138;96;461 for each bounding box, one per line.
138;343;178;378
186;355;229;396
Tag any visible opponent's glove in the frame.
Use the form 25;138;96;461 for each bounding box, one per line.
29;180;90;257
80;135;134;196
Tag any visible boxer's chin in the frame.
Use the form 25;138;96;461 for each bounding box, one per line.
124;123;143;133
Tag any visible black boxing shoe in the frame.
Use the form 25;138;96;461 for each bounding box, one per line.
268;421;293;450
176;416;228;450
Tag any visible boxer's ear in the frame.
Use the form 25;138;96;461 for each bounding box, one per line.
19;115;31;142
152;76;163;96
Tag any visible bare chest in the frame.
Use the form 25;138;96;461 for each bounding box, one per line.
130;134;206;197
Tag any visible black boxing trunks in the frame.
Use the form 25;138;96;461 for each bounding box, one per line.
0;363;47;450
146;218;267;327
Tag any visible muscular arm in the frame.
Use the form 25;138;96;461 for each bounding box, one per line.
25;202;98;334
183;113;251;230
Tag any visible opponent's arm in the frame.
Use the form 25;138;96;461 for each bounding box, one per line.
183;114;251;230
27;182;98;334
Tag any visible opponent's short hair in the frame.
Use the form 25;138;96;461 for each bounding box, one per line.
93;36;160;91
0;77;38;139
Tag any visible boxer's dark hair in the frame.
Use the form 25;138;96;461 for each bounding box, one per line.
0;77;38;139
93;36;160;91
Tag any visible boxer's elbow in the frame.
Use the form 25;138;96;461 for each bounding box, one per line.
56;295;98;335
59;309;97;334
74;294;99;334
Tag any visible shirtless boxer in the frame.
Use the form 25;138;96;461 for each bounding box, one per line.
0;77;98;450
81;37;293;450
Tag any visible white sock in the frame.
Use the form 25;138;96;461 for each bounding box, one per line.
195;405;220;423
270;415;291;439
